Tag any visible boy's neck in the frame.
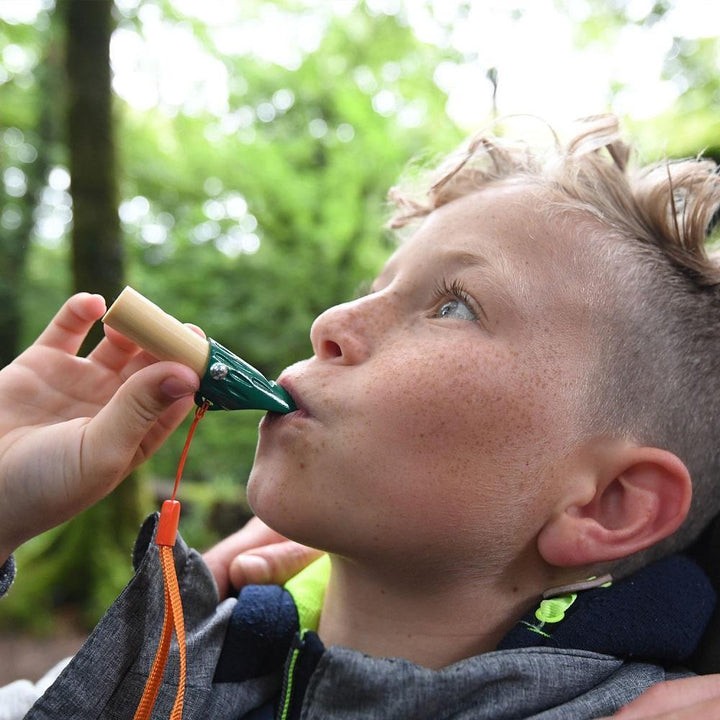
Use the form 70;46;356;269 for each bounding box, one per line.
317;554;549;670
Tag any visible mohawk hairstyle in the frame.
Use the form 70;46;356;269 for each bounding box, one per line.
389;115;720;574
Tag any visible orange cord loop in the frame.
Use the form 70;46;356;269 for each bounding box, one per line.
133;401;209;720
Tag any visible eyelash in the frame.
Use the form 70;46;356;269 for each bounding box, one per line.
432;278;483;320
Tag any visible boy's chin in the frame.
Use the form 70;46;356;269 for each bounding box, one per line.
246;466;321;546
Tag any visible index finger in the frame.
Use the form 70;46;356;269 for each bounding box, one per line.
87;324;142;372
34;293;107;354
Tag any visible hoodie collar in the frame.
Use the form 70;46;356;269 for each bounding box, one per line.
215;552;716;683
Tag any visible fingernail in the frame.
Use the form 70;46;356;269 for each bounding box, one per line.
160;376;197;399
236;555;271;584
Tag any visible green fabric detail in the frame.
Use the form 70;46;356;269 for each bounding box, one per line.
521;621;552;638
284;554;331;632
279;646;300;720
535;593;578;624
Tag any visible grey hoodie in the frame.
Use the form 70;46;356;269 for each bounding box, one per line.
7;514;714;720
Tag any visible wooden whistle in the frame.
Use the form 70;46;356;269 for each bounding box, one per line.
103;286;208;375
103;286;296;413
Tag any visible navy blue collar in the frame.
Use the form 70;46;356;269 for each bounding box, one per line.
215;552;716;683
214;584;300;682
500;554;716;662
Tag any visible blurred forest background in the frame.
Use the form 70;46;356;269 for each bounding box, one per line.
0;0;718;647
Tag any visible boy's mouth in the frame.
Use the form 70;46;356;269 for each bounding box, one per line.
273;378;309;418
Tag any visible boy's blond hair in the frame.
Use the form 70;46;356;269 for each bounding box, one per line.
389;115;720;573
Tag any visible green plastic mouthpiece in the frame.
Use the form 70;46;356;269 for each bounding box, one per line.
102;286;297;414
199;338;296;413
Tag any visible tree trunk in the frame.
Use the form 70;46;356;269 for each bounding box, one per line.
61;0;142;624
64;0;124;351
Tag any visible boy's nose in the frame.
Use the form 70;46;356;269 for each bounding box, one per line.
310;297;374;364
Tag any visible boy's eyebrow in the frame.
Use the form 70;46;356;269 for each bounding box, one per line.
440;247;525;316
440;249;492;269
371;247;523;317
372;249;492;291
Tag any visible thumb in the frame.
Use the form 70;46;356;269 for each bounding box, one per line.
228;542;325;590
85;362;199;478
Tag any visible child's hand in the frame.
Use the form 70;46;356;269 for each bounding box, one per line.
603;674;720;719
203;516;324;598
0;293;200;563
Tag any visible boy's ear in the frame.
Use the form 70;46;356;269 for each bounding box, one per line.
537;447;692;567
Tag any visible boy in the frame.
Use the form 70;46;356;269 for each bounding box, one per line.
2;114;720;718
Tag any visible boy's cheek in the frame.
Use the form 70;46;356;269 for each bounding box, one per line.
246;344;562;547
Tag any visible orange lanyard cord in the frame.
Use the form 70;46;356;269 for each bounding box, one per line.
171;400;210;501
133;401;209;720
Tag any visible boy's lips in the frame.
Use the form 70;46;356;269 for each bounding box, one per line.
276;377;312;418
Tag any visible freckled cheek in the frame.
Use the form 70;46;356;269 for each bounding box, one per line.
361;350;554;474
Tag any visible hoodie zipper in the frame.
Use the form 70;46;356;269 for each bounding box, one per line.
278;633;305;720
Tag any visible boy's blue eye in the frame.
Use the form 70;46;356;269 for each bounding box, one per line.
432;279;480;323
436;298;476;321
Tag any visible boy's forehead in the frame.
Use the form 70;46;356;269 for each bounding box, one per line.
384;185;610;329
389;188;574;283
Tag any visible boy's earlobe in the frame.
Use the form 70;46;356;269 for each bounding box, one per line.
537;448;692;568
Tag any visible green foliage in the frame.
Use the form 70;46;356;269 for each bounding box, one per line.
557;0;720;158
650;37;720;157
1;0;462;629
1;476;146;631
0;3;64;364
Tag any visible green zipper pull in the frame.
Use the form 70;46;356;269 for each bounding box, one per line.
278;634;304;720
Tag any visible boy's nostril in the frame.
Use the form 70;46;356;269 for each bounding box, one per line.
324;340;342;358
